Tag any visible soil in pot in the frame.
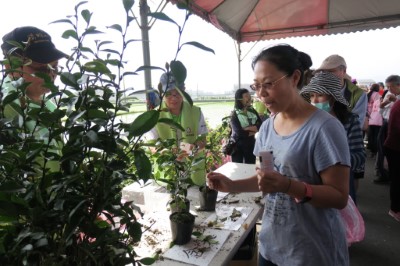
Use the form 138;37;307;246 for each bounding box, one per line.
170;198;190;213
199;186;218;211
170;211;195;245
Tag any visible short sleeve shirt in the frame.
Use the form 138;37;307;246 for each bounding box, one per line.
254;109;350;266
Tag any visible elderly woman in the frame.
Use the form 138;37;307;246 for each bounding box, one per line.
230;88;262;164
146;73;208;185
300;71;366;204
208;44;350;266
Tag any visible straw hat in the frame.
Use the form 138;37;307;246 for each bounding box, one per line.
300;71;350;107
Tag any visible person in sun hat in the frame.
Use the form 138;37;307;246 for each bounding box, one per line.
146;72;208;186
315;54;367;128
315;54;367;188
300;71;366;204
1;26;68;172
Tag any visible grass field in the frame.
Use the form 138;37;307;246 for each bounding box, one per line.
126;101;234;129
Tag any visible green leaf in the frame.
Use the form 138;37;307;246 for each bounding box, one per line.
68;199;87;222
8;102;23;116
38;109;66;127
60;72;79;87
50;19;75;28
170;60;186;86
135;65;164;72
123;0;134;12
65;110;86;128
81;9;92;24
2;91;19;106
192;231;202;237
35;238;48;248
148;12;178;27
105;59;121;66
84;61;111;74
75;1;88;13
128;110;159;136
97;40;113;50
61;29;79;41
83;27;103;36
87;109;109;120
108;24;123;33
127;221;142;242
134;150;152;181
127;16;135;24
80;46;95;55
182;41;215;54
95;219;111;229
180;89;193;106
158;117;185;131
0;181;25;193
83;130;98;145
21;244;33;251
140;257;156;265
122;71;138;77
101;49;121;56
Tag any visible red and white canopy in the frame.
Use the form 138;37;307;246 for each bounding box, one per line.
171;0;400;43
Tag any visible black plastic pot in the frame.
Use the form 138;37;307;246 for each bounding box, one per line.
170;198;190;213
169;211;195;245
199;186;218;211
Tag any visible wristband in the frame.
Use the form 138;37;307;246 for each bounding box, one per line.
295;182;313;204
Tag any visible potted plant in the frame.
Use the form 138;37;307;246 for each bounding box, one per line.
150;136;202;245
0;0;215;264
197;118;231;211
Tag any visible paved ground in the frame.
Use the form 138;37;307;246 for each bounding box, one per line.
349;154;400;266
230;154;400;266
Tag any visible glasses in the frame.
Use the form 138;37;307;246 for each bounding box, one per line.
165;91;182;99
250;74;288;91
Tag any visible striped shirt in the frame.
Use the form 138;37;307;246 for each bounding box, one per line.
343;112;366;173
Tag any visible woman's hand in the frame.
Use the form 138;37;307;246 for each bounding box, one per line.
207;172;233;192
256;168;290;194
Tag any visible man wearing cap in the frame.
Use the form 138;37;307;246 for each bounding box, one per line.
1;26;67;171
147;72;208;185
315;54;367;128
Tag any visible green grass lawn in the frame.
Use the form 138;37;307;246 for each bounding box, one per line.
126;101;234;129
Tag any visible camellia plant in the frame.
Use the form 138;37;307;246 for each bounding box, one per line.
0;0;213;265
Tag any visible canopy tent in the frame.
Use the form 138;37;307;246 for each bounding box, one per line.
170;0;400;86
170;0;400;42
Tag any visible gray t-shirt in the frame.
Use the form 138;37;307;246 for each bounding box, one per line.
254;109;350;266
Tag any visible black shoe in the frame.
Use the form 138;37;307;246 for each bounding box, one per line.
373;177;390;184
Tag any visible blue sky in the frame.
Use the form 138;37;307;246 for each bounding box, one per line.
2;0;400;94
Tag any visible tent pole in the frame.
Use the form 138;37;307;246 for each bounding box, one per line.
140;0;152;110
238;41;241;89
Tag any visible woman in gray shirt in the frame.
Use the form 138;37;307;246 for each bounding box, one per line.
208;44;350;266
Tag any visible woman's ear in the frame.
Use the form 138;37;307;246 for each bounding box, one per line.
291;69;302;88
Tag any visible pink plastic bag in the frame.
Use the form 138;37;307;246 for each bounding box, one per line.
339;196;365;246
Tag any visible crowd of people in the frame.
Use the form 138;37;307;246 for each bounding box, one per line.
2;25;400;266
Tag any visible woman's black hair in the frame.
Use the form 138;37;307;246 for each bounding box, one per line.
367;83;379;102
234;88;250;110
251;44;312;89
332;101;351;124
